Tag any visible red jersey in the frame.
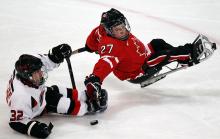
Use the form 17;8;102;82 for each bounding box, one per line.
86;25;150;82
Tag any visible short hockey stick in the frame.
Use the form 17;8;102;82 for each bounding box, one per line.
65;57;76;89
71;47;87;55
65;57;99;125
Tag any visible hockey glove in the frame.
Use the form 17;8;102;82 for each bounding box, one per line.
86;88;108;114
48;44;72;63
27;121;53;138
84;74;101;101
98;89;108;112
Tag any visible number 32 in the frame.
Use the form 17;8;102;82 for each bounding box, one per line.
10;110;23;121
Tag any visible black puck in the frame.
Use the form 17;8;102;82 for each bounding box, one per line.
90;120;98;125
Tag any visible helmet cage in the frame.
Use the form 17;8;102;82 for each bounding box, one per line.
101;8;131;38
28;65;48;86
15;54;47;87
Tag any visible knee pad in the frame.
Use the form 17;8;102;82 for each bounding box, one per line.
150;39;166;47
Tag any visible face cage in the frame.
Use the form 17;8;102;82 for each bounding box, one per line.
30;66;48;86
105;18;131;40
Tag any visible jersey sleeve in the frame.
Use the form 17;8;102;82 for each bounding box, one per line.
92;55;119;82
35;54;59;72
92;41;121;82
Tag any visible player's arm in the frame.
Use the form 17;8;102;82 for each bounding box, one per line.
9;120;53;138
8;95;53;138
35;44;72;72
48;44;72;63
92;55;119;82
84;55;118;112
85;43;119;102
89;40;119;82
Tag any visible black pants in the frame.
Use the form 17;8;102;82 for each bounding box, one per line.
147;39;192;67
129;39;192;84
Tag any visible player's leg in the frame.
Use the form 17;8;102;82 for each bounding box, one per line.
45;86;88;116
50;85;108;113
45;85;108;115
49;85;87;102
147;39;193;67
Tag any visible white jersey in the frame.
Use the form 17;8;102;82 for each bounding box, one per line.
6;54;59;124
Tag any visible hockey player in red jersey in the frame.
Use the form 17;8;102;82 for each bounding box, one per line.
6;44;108;138
83;8;199;101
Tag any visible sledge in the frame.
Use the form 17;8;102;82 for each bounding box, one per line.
138;34;217;88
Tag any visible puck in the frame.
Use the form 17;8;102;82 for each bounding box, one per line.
90;120;98;125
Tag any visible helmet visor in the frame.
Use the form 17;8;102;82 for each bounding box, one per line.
30;66;48;86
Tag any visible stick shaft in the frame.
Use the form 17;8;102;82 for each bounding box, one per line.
65;57;76;89
71;47;86;55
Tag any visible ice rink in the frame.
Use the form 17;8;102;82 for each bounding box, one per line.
0;0;220;139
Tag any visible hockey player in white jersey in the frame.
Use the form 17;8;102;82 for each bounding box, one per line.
5;44;108;138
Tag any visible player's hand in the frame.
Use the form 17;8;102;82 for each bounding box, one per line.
84;74;101;101
49;44;72;63
28;121;53;138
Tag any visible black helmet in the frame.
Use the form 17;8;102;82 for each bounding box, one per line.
101;8;130;37
15;54;46;86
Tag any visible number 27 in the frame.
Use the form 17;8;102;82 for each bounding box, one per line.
101;44;113;54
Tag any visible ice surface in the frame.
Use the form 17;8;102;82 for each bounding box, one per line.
0;0;220;139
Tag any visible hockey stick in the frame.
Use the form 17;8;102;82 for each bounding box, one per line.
71;47;86;55
65;57;76;89
65;57;99;125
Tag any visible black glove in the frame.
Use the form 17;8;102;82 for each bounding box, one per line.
86;89;108;114
98;89;108;111
84;74;101;101
28;121;53;138
48;44;72;63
